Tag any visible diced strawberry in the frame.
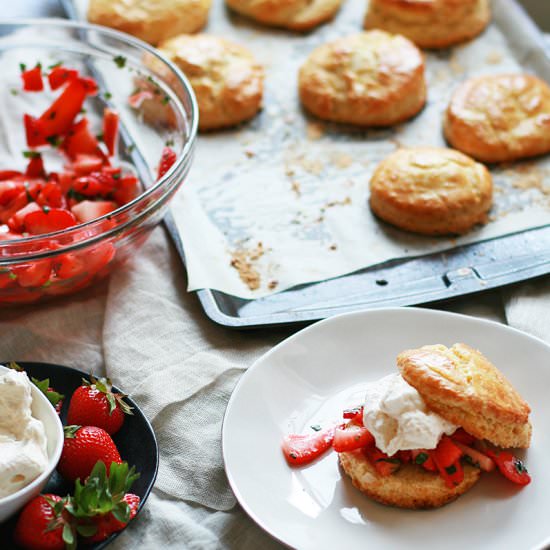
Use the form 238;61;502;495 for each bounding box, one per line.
7;202;42;232
432;458;464;488
62;118;104;160
397;450;412;463
24;114;47;147
0;180;25;206
0;270;16;289
128;90;154;109
24;208;77;235
113;175;140;205
48;66;78;90
342;406;363;423
451;428;476;446
1;192;29;224
485;449;531;486
363;447;401;476
411;449;437;472
11;259;53;287
39;78;87;139
37;181;66;209
71;200;117;223
103;108;119;157
58;170;75;195
0;170;23;181
80;76;99;96
25;154;45;179
282;426;335;466
333;423;374;452
157;146;176;180
432;435;462;469
73;154;105;176
21;66;43;92
453;441;495;472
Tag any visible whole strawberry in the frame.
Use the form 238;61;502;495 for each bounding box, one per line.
57;425;122;482
88;493;140;542
65;461;141;543
14;494;74;550
67;375;132;435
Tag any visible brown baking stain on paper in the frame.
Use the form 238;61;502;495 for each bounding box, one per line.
230;242;264;290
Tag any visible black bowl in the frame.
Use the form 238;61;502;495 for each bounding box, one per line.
0;362;158;549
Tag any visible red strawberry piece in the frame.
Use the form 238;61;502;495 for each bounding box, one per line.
24;114;47;147
48;66;79;90
282;425;335;466
157;146;176;180
25;153;46;179
102;108;119;157
21;65;44;92
67;375;133;435
14;494;72;550
24;208;77;235
71;200;117;223
57;425;122;482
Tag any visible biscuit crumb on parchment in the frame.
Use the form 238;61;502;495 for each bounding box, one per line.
230;242;265;290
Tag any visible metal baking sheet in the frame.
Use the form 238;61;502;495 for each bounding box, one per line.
63;0;550;328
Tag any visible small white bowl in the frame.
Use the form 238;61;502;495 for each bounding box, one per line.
0;365;64;522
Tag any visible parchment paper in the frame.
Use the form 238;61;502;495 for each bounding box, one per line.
75;0;550;299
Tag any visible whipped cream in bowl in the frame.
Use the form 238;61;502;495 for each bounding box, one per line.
0;365;63;522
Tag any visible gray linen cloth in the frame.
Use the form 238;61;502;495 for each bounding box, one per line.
3;2;550;548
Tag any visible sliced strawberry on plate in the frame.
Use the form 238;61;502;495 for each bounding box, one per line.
71;200;117;223
333;423;375;452
67;375;133;435
57;425;122;482
484;449;531;485
282;425;335;466
363;446;401;476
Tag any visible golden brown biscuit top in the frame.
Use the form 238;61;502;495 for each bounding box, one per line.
159;34;263;101
300;31;423;101
90;0;208;23
370;147;490;209
398;343;531;424
448;74;550;138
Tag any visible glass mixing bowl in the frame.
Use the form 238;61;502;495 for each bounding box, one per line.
0;19;197;305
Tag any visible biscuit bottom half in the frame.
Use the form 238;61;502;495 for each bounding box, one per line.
339;449;481;509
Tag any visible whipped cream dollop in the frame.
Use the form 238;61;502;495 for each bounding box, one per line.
363;373;457;457
0;370;49;498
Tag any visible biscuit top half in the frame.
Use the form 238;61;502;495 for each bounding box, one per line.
299;31;423;101
370;147;491;213
397;343;532;448
447;74;550;144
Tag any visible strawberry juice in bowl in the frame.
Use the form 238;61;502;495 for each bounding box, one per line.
0;19;197;305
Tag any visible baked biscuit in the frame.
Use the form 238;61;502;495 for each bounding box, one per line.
398;344;532;448
225;0;343;31
158;34;264;131
339;449;481;509
298;31;426;126
364;0;491;49
88;0;211;45
444;74;550;163
369;147;493;235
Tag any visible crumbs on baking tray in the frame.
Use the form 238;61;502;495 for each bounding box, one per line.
230;242;265;290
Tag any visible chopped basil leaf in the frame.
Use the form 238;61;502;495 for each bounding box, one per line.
104;91;113;100
8;272;17;280
445;464;457;475
310;425;321;432
514;458;528;474
23;150;41;159
414;452;428;465
46;135;61;147
113;55;127;68
289;452;297;459
162;95;170;105
48;111;57;120
112;172;121;180
19;63;26;72
463;455;479;467
10;88;18;96
165;138;175;147
48;61;63;69
96;132;104;142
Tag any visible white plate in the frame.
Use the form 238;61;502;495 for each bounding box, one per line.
222;308;550;550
